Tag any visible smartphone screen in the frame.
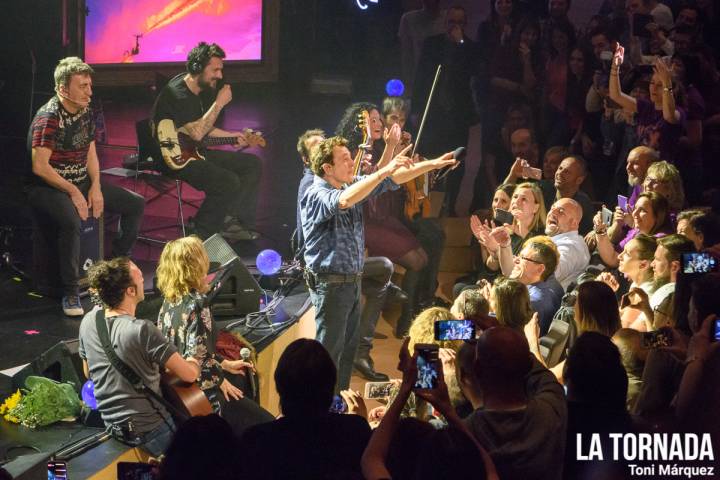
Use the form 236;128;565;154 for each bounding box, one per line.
713;319;720;342
364;381;394;399
641;330;672;349
601;206;613;226
494;208;514;226
329;394;348;414
434;319;476;341
414;344;440;390
682;253;717;274
617;195;628;213
48;461;68;480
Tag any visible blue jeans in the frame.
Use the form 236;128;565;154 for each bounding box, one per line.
140;420;176;457
309;277;362;391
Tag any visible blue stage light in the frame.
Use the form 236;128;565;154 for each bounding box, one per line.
256;249;282;275
385;79;405;97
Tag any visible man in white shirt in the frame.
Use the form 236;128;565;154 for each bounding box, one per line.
545;198;590;290
650;234;696;309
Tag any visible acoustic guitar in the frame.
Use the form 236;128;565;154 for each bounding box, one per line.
157;118;266;171
160;372;214;418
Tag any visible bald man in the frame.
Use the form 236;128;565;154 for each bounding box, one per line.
554;156;594;235
465;327;567;480
545;198;591;290
625;146;659;209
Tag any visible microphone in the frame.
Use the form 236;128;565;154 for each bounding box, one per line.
435;146;466;182
240;347;256;401
57;89;90;108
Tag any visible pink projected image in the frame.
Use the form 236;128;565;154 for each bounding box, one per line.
85;0;262;64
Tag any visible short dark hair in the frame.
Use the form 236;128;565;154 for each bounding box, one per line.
186;42;226;74
275;339;336;416
88;258;134;309
689;213;720;249
310;136;348;177
565;154;588;177
590;26;616;43
657;234;696;264
296;129;325;163
525;236;560;281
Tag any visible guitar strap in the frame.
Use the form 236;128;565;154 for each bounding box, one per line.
94;309;189;422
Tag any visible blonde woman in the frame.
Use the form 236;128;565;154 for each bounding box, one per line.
490;277;534;331
473;182;547;273
156;237;273;433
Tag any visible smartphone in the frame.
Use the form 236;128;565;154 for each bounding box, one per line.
641;330;673;349
48;461;68;480
364;381;394;399
632;13;654;38
434;319;476;341
494;208;514;226
414;344;440;390
682;252;718;274
599;50;613;72
117;462;157;480
713;319;720;342
329;394;348;414
617;195;628;213
601;206;613;226
522;166;542;180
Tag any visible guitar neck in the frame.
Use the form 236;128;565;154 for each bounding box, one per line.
202;136;238;147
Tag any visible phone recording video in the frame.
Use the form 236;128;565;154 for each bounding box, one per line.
494;208;514;226
641;330;673;349
617;195;628;213
601;206;613;226
713;319;720;343
434;319;476;341
414;344;440;390
682;253;717;274
364;381;394;399
522;166;542;180
329;394;348;414
48;461;68;480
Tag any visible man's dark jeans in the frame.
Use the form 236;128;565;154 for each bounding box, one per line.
168;150;261;238
308;275;361;391
27;178;145;296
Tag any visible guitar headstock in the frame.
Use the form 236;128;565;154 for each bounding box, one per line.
242;128;267;148
358;110;372;150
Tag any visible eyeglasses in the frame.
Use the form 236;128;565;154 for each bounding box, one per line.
519;255;543;264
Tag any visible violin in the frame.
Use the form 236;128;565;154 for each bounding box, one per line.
401;131;433;220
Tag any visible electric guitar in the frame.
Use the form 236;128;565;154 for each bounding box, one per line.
157;118;266;170
352;110;373;177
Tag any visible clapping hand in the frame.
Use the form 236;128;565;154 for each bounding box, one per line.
613;43;625;68
654;57;673;87
384;123;401;149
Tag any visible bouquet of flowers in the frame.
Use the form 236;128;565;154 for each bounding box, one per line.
0;376;82;428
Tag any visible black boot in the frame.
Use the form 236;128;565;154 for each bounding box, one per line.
353;355;389;381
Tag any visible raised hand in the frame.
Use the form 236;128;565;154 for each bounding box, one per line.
384;123;401;148
597;271;620;292
613;43;624;68
431;151;459;170
386;144;414;174
216;84;232;108
340;389;368;419
489;224;511;247
654;57;673;87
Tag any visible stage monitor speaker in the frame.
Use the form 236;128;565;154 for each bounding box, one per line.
11;339;84;393
31;214;104;297
0;452;52;480
203;234;264;317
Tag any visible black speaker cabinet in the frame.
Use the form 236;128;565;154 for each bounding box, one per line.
203;234;264;317
0;452;52;480
31;214;104;297
11;339;85;393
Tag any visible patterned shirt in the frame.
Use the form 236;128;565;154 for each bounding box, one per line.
28;96;96;185
158;291;225;413
300;174;398;274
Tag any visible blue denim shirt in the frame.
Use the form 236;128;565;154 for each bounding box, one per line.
295;168;315;259
301;174;398;274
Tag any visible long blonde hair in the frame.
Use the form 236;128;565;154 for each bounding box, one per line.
156;236;210;303
407;307;461;352
514;182;547;233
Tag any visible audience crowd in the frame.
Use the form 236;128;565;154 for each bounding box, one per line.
121;1;720;479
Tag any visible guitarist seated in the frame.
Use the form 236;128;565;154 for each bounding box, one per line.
151;41;262;241
156;236;274;437
78;258;200;456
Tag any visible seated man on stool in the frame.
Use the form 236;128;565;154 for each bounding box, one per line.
152;42;262;241
27;57;145;317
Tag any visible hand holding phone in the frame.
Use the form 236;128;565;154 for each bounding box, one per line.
522;165;542;180
413;344;440;390
364;381;395;399
682;253;718;274
601;206;613;226
642;329;673;349
617;195;628;213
